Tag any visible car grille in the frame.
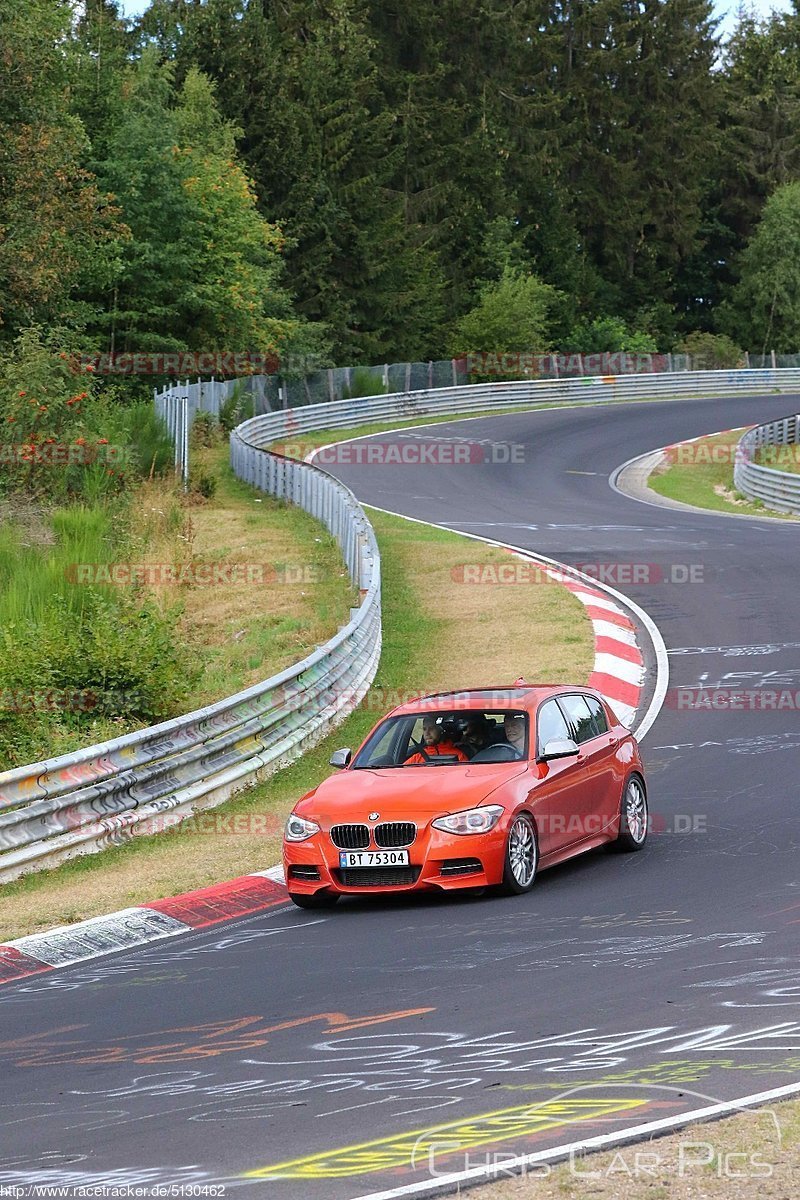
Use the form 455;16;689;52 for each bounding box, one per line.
335;867;421;888
330;823;370;850
440;858;482;876
374;822;416;848
288;865;321;881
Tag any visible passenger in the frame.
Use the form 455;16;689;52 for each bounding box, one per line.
503;712;527;752
405;716;468;764
458;715;495;757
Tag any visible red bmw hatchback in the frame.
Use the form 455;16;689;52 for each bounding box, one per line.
283;683;648;908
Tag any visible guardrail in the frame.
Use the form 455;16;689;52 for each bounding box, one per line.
222;367;800;446
734;414;800;514
0;431;381;884
4;366;800;884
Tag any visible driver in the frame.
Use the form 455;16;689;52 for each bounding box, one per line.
503;712;526;752
405;715;468;764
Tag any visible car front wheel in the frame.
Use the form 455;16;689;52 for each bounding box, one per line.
614;774;648;851
499;813;538;894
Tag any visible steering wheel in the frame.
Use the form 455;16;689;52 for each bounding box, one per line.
469;743;524;763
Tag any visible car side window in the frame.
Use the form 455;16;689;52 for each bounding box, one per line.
584;695;609;737
557;694;596;745
537;699;572;754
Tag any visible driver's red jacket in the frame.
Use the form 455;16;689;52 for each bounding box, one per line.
404;740;468;765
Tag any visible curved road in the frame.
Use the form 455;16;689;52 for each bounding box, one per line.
2;395;799;1198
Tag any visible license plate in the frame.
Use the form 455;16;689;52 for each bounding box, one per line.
339;850;410;868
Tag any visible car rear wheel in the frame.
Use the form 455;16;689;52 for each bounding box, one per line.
499;813;538;894
289;891;340;910
614;774;648;851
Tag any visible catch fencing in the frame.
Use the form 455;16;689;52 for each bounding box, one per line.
209;367;800;448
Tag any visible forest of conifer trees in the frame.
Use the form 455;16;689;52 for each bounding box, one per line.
2;0;800;370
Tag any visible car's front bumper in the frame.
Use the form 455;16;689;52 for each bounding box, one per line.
283;823;508;897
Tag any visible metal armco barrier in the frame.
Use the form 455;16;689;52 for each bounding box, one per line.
223;367;800;446
3;368;800;883
0;429;381;883
734;414;800;514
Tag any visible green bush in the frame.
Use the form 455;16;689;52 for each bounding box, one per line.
189;469;218;499
219;383;256;433
563;315;659;354
0;330;175;499
0;503;198;767
342;366;388;399
451;268;561;357
674;331;744;370
191;410;220;447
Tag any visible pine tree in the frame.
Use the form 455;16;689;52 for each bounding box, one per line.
552;0;720;328
167;0;445;361
0;0;122;339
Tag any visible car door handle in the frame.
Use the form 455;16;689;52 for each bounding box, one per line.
608;736;619;747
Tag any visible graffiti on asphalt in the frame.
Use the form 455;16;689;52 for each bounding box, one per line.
243;1096;651;1180
0;1008;436;1068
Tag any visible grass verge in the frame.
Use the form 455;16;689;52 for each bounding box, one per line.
0;507;593;940
469;1095;800;1199
648;429;799;519
0;446;354;766
168;445;355;707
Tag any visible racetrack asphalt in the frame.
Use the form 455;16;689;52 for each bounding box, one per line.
2;394;799;1199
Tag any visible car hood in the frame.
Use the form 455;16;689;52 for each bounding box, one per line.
301;762;528;821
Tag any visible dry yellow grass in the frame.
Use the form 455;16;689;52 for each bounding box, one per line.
470;1098;800;1200
122;446;355;705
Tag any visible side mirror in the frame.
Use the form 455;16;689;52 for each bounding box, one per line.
329;747;352;769
538;737;579;762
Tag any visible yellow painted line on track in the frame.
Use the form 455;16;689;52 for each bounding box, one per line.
243;1096;649;1180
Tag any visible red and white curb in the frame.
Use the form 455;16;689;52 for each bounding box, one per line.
0;867;288;987
529;560;644;728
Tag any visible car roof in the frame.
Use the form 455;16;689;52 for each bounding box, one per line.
388;684;592;717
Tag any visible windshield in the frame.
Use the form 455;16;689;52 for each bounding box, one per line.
351;710;529;769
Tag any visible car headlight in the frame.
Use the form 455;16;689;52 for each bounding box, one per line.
285;813;321;842
431;805;504;835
